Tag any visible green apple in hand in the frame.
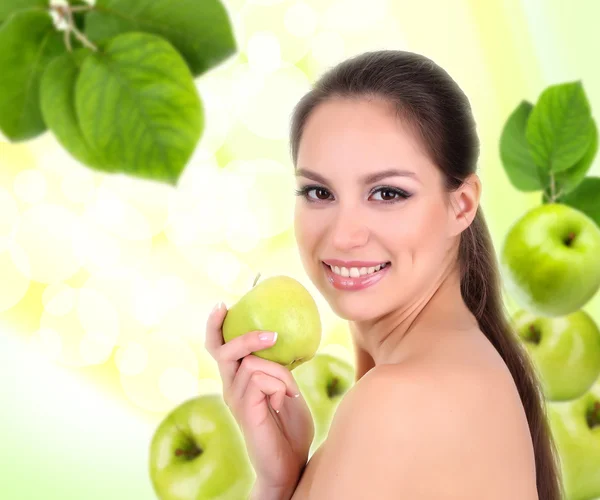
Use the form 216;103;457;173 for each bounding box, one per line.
222;273;322;370
501;203;600;317
548;378;600;500
513;309;600;401
293;351;355;457
149;394;254;500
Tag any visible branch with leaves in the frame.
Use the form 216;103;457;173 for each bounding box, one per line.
0;0;238;186
500;81;600;228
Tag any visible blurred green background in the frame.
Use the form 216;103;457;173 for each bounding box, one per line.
1;0;600;498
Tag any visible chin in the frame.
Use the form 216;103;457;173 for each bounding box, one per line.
324;297;383;322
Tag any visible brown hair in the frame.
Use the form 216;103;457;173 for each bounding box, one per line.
288;50;563;499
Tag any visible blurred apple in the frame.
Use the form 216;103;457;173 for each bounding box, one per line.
149;394;254;499
293;351;355;456
512;308;600;401
501;203;600;317
548;378;600;500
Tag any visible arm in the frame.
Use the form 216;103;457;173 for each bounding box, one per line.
249;481;294;500
250;464;306;500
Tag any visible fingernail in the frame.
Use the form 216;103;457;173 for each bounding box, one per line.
293;393;300;398
258;331;277;343
212;302;224;314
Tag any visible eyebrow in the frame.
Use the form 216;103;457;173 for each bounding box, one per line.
294;167;420;185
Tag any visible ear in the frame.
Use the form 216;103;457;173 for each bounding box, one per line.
448;173;481;236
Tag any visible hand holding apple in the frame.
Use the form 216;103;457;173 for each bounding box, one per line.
148;394;254;500
205;302;315;495
222;273;322;370
501;203;600;317
512;308;600;401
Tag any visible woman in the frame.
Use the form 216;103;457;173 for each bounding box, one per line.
205;50;563;499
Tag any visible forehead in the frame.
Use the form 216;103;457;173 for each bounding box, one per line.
296;97;435;179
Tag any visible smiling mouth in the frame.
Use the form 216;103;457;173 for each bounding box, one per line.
322;261;391;277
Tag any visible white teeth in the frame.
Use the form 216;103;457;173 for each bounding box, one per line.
329;263;387;277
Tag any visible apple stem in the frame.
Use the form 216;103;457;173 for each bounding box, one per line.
587;401;600;429
525;324;541;344
174;445;202;460
327;377;340;398
253;272;261;288
564;232;576;247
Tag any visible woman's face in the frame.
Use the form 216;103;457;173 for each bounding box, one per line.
293;97;459;321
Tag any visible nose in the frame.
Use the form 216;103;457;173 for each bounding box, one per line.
330;205;369;251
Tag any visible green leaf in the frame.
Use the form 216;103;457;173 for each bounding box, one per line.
559;177;600;227
499;100;548;191
526;81;594;173
74;32;204;186
554;119;598;195
39;48;108;171
0;10;65;141
0;0;48;24
84;0;237;77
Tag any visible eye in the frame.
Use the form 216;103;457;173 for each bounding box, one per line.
371;187;409;203
294;185;412;204
294;185;332;201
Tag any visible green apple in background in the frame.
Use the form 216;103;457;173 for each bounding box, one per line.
149;394;254;500
548;378;600;500
222;273;322;371
500;203;600;317
292;351;355;457
513;308;600;401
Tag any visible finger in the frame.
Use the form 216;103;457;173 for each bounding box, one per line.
244;371;287;413
204;302;244;390
204;302;227;356
230;355;301;404
218;330;279;391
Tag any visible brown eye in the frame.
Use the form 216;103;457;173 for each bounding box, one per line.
380;189;396;201
315;188;329;200
293;186;333;202
371;186;410;203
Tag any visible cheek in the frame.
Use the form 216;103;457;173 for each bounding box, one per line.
293;207;318;253
293;204;305;237
391;203;449;256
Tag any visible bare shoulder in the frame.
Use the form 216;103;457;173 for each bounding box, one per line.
294;335;539;499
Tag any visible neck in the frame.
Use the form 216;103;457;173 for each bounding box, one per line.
349;264;478;366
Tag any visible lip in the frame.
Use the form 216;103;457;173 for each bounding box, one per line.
322;261;391;291
322;259;390;268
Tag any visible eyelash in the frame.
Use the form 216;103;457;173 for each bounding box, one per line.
294;184;412;205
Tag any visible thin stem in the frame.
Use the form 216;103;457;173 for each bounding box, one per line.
69;5;94;12
63;23;72;51
50;4;98;52
554;188;565;201
549;173;556;202
67;7;98;51
545;173;565;204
